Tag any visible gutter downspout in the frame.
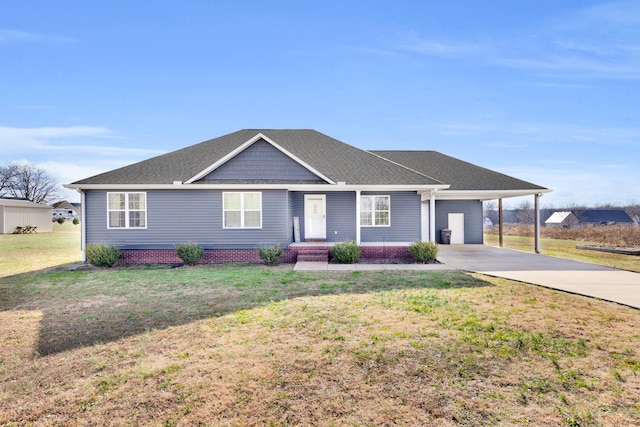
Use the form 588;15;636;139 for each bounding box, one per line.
355;190;361;245
498;199;503;247
429;190;436;243
534;193;541;254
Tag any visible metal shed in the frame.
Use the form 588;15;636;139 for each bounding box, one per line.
0;198;53;234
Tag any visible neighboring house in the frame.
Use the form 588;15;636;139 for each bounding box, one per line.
0;198;53;234
546;209;634;228
52;200;80;222
545;211;579;228
66;129;550;264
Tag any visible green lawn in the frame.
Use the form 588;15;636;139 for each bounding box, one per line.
0;222;81;278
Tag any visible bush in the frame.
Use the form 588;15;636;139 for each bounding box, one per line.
332;241;361;264
86;243;121;267
72;217;80;225
56;217;65;224
259;245;284;266
175;243;204;266
409;241;438;263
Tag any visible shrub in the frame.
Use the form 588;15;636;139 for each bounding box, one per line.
409;241;438;263
259;245;284;266
86;243;121;267
72;217;80;225
332;241;360;264
56;217;65;224
175;243;204;266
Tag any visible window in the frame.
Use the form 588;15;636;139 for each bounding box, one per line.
223;192;262;228
107;192;147;228
360;195;390;227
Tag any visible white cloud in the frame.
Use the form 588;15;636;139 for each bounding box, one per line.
392;33;483;57
0;28;77;44
436;121;640;147
0;125;164;157
499;164;640;207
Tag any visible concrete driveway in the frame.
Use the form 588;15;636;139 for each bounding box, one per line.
437;245;640;309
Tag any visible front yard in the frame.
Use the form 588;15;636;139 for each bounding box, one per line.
1;262;639;426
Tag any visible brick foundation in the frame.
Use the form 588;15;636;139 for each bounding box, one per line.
118;245;411;265
119;248;299;266
360;246;412;261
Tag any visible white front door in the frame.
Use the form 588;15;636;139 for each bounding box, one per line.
304;194;326;239
448;213;465;244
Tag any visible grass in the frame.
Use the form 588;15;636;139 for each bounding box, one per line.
484;233;640;273
1;225;639;425
1;271;639;424
0;222;81;278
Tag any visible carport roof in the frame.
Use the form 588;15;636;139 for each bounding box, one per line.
371;150;548;192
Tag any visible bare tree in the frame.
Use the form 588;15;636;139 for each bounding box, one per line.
483;200;498;224
0;163;18;195
516;201;534;224
0;162;61;205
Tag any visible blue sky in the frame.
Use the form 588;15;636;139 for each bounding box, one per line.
1;1;639;207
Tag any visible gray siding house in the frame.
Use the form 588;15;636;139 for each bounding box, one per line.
66;129;550;263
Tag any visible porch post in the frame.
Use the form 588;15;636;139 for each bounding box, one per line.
498;198;503;248
534;193;541;254
429;190;436;243
355;190;361;244
80;189;87;262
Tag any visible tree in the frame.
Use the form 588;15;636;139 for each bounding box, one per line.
516;201;534;224
0;162;61;205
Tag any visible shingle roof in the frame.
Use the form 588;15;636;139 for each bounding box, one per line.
52;200;77;210
72;129;443;186
572;209;633;224
371;150;548;192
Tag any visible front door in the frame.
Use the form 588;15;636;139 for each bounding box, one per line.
448;213;465;244
304;194;326;239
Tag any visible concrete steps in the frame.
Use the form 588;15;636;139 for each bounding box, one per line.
296;247;329;262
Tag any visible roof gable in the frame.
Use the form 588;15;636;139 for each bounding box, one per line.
545;211;573;224
195;138;326;183
188;133;332;184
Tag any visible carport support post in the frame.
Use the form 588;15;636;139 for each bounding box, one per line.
429;190;436;243
498;198;503;247
534;193;541;254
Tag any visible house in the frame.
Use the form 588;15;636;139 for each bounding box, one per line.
546;209;635;228
0;198;53;234
52;200;80;222
545;211;578;228
65;129;550;264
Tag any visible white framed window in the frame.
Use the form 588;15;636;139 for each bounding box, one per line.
360;195;390;227
107;192;147;229
223;192;262;228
